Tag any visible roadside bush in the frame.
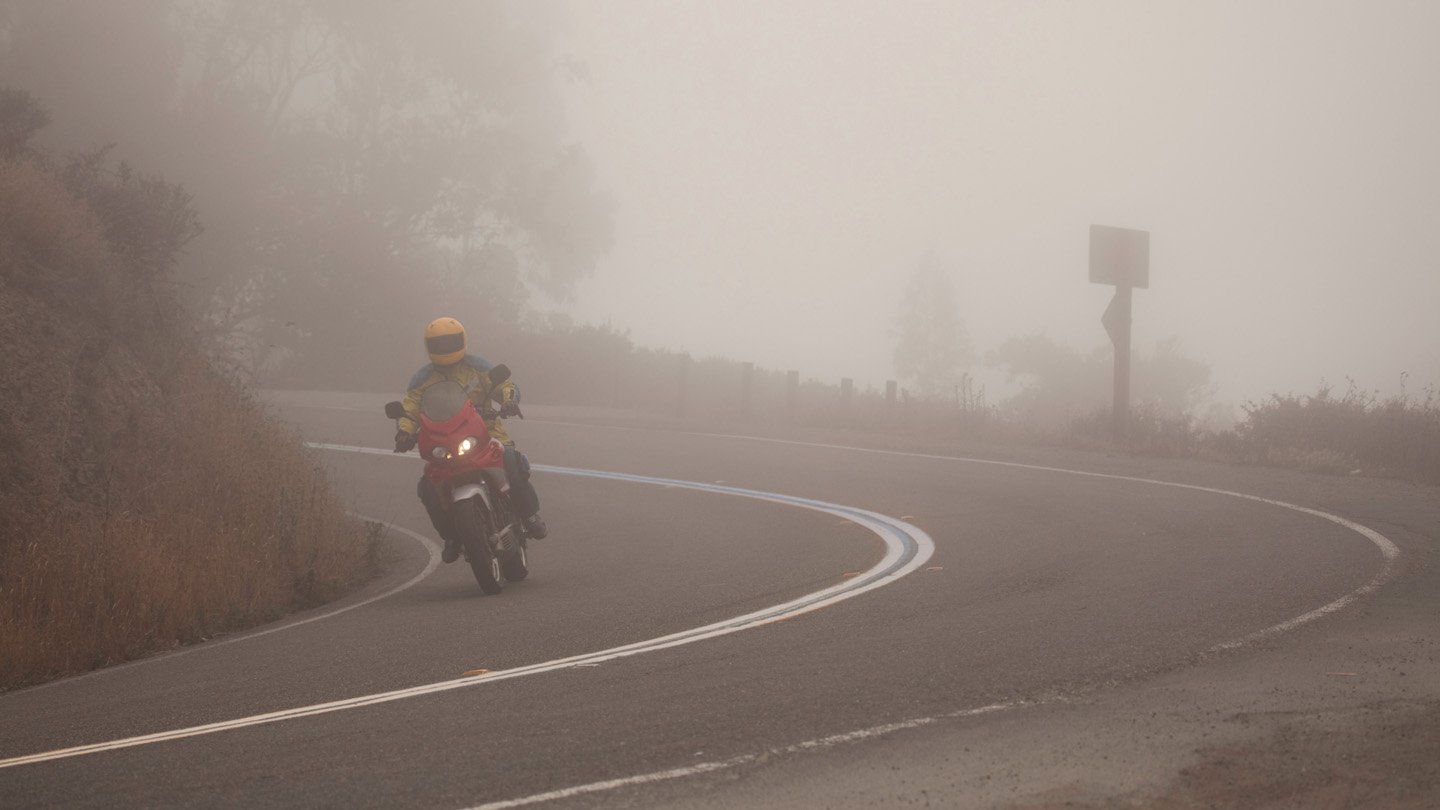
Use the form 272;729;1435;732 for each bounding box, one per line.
1068;403;1204;457
0;88;49;158
0;99;374;691
0;354;378;687
1229;381;1440;482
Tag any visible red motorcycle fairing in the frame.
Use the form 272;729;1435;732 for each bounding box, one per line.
416;399;506;491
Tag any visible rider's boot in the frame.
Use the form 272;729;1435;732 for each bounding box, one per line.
523;513;548;540
441;531;462;563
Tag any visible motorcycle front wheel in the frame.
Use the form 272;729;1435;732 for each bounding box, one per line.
454;498;503;595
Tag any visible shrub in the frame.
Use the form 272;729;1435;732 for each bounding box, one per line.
0;88;49;158
1230;381;1440;482
0;111;372;690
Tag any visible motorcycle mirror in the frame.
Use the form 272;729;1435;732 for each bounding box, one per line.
384;401;406;420
488;364;511;385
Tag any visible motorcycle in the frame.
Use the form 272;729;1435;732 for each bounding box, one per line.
384;364;529;595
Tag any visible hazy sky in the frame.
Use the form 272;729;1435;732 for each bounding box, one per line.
549;0;1440;405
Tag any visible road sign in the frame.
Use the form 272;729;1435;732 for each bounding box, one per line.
1089;225;1150;289
1088;225;1149;441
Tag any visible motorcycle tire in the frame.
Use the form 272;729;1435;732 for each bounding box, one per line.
454;499;503;595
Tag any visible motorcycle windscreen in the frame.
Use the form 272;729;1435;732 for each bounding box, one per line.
419;380;469;423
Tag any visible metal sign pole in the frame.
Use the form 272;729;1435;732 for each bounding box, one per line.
1090;225;1148;443
1109;285;1132;439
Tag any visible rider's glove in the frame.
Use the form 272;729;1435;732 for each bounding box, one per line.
394;430;417;453
499;400;522;418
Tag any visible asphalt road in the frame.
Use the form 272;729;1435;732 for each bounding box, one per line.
2;393;1434;808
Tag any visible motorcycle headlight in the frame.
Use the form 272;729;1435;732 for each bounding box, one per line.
430;446;449;461
457;436;479;456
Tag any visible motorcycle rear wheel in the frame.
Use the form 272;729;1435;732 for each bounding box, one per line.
454;499;503;595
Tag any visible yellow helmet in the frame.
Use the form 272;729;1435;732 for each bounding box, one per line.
424;317;466;366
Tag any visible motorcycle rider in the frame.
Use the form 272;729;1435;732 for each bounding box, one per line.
394;317;548;563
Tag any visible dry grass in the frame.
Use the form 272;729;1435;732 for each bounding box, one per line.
0;368;378;688
0;157;376;691
1225;381;1440;482
1054;386;1440;484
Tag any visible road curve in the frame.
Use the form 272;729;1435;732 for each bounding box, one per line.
0;393;1412;808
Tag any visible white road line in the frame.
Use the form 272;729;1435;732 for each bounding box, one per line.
1205;507;1397;652
5;421;1398;795
450;425;1402;810
528;421;1402;650
466;702;1022;810
0;452;933;771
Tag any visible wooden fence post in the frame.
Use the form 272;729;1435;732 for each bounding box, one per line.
741;361;754;418
676;354;690;418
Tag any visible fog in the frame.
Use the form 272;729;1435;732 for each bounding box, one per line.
4;1;1438;413
554;0;1440;405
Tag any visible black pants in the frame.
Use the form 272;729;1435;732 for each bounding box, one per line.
418;445;540;540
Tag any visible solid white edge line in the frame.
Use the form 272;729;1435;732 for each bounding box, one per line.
528;422;1402;648
309;415;1400;808
176;519;442;646
465;702;1020;810
5;424;1398;802
454;426;1403;810
1205;506;1397;652
0;450;933;771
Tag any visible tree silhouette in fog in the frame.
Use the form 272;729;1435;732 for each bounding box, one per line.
0;0;614;381
990;335;1213;426
893;254;972;400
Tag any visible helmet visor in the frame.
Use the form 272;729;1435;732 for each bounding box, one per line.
425;332;464;357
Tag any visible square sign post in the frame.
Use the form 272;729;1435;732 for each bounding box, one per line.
1089;225;1149;440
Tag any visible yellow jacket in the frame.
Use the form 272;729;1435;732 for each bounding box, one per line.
399;355;519;445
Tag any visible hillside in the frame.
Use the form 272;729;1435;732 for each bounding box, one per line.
0;107;375;691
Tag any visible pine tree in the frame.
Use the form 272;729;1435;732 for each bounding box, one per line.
893;255;972;400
